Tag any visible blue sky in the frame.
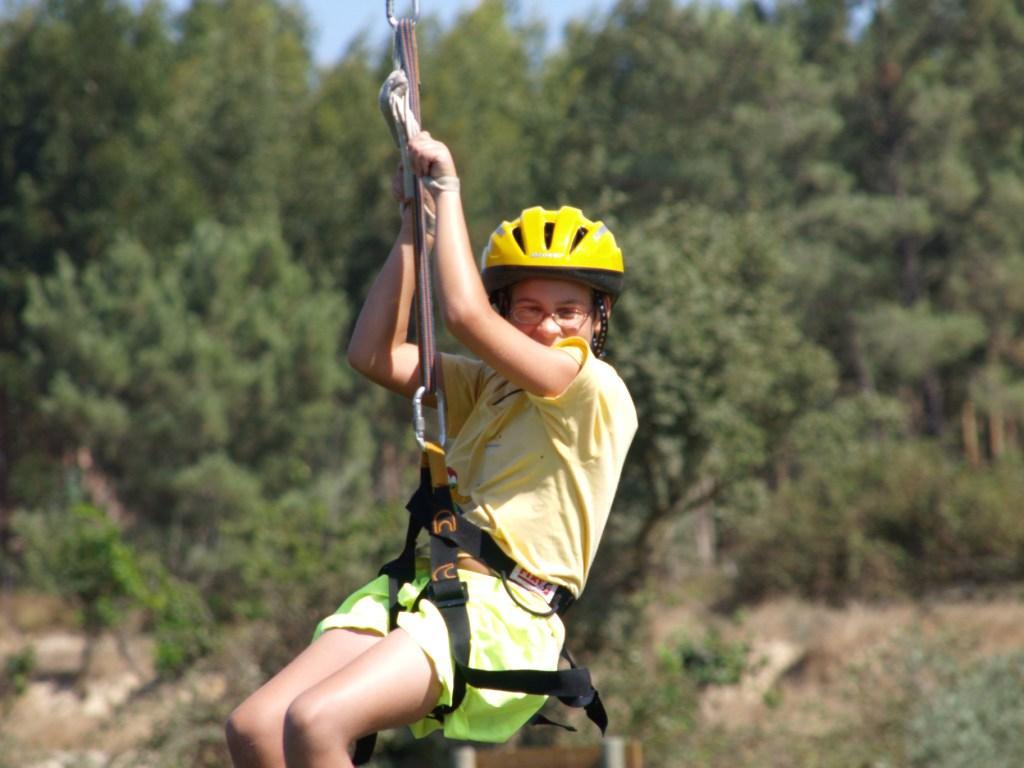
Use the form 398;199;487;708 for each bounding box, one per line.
306;0;622;66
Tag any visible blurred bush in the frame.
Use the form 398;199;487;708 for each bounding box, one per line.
11;503;213;675
908;652;1024;768
0;647;36;698
677;627;750;688
731;434;1024;603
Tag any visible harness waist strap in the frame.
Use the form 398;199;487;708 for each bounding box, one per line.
508;564;559;605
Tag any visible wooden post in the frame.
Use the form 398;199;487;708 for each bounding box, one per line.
695;504;716;567
601;737;625;768
470;740;642;768
990;407;1005;459
453;746;477;768
961;399;981;467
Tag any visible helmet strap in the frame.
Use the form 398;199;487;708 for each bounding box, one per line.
490;289;511;317
592;292;609;358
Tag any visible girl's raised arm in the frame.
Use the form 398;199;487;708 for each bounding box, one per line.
346;193;425;400
408;133;583;398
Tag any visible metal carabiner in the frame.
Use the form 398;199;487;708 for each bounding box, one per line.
412;385;447;450
386;0;420;28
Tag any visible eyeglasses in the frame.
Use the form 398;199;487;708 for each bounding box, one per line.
509;305;592;331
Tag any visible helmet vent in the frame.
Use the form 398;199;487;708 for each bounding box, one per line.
571;227;587;253
512;226;526;253
544;222;555;249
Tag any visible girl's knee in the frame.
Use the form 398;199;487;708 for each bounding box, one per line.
224;709;248;757
225;694;285;758
283;690;353;757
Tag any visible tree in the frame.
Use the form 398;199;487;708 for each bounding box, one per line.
23;220;371;572
419;0;550;246
0;0;185;545
278;43;396;293
596;202;834;592
170;0;313;224
541;0;842;218
792;0;1024;453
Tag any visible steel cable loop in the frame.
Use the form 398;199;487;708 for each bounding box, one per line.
386;0;419;27
396;19;438;398
379;8;444;440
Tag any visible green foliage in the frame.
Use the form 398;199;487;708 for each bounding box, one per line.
23;221;363;539
858;301;987;384
199;488;404;630
13;503;147;629
281;50;394;290
5;0;1023;607
734;439;1024;602
421;0;549;246
2;0;1024;760
0;0;184;273
546;0;842;216
590;593;700;766
601;202;835;585
677;628;750;688
171;0;313;224
141;562;215;677
1;646;36;698
12;502;213;674
908;652;1024;768
788;0;1024;435
636;626;1024;768
779;391;910;473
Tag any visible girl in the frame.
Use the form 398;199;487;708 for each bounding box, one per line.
225;133;637;767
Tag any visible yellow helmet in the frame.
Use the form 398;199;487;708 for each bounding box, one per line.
480;206;624;300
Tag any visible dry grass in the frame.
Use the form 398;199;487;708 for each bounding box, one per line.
645;588;1024;736
4;587;1024;767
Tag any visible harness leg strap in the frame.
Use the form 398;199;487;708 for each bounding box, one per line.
356;446;609;764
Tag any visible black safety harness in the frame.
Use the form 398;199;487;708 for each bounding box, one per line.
351;442;608;764
352;2;608;763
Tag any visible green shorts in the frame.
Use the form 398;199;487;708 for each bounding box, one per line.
313;565;566;743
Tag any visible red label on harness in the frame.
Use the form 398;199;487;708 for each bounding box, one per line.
509;565;557;604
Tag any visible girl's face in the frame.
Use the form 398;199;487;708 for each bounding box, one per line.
507;278;597;347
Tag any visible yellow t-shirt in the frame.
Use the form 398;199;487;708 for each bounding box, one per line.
441;337;637;598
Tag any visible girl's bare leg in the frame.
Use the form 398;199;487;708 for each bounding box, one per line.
226;628;383;768
282;628;443;768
